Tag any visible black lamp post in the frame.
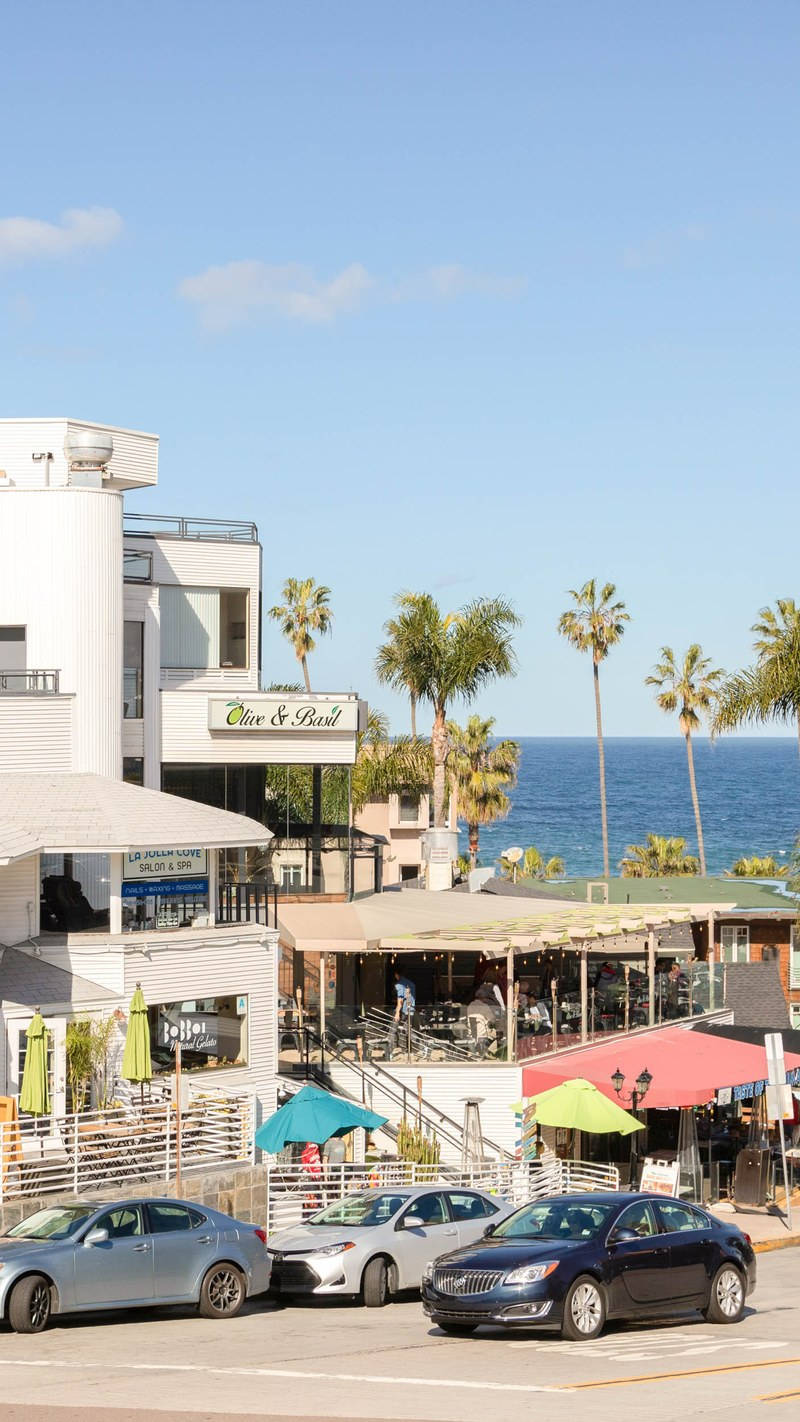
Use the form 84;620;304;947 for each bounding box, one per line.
612;1067;653;1185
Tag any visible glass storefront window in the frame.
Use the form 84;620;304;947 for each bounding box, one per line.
40;854;110;933
123;621;143;718
147;996;248;1074
122;889;210;933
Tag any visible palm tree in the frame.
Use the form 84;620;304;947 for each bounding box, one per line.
268;578;332;692
448;715;520;868
557;580;629;877
714;599;800;753
646;645;723;876
375;593;429;738
351;710;432;814
725;854;788;879
376;594;520;828
619;834;700;878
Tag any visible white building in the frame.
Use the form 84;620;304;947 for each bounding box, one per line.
0;416;368;1128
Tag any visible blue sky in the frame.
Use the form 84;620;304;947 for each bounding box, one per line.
3;2;799;736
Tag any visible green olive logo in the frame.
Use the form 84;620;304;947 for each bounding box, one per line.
226;700;244;725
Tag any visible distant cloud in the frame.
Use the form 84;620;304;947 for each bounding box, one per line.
623;224;708;271
392;264;527;302
179;258;525;330
178;260;374;330
0;207;123;265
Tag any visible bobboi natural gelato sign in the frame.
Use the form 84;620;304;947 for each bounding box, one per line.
208;694;361;732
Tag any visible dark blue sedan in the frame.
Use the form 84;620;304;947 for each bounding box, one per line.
421;1192;756;1340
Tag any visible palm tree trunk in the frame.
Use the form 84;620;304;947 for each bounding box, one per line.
410;692;417;740
685;729;706;876
469;823;479;869
301;656;312;693
593;661;610;878
431;706;449;828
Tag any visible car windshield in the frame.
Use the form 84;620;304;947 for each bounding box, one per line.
4;1206;95;1241
306;1193;408;1227
493;1200;617;1242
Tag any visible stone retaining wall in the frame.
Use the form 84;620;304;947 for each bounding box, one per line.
0;1161;267;1234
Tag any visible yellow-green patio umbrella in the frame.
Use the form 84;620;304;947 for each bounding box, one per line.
121;983;152;1098
527;1077;644;1135
19;1011;50;1117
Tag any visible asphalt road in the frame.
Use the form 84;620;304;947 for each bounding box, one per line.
0;1250;797;1422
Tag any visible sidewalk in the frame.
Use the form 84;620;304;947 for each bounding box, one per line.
715;1186;800;1252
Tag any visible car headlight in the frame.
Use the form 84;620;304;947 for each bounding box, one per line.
422;1262;434;1284
309;1242;356;1257
504;1261;559;1285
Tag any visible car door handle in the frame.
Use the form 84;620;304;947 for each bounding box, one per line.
132;1243;151;1252
196;1236;213;1244
444;1229;457;1235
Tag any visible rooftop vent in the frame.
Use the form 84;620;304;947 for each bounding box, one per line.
64;429;114;471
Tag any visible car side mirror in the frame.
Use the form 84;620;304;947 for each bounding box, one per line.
610;1227;639;1244
83;1226;109;1247
483;1222;496;1237
402;1215;425;1230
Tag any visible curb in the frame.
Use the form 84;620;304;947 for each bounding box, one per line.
752;1235;800;1254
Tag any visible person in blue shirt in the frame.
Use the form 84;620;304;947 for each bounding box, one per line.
393;971;416;1021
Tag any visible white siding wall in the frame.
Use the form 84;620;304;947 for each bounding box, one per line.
0;698;73;772
0;419;157;491
160;692;358;764
327;1061;523;1163
124;536;260;692
0;488;123;776
0;858;38;945
123;926;279;1119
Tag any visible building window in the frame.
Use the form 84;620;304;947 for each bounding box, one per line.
148;996;248;1074
124;549;152;582
123;621;144;718
791;1003;800;1030
398;794;420;823
121;886;209;933
160;587;248;670
790;928;800;990
40;854;110;933
400;864;420;882
280;864;303;890
720;926;750;963
0;626;26;691
123;757;144;785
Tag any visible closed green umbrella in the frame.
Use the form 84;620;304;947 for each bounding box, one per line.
19;1011;50;1117
527;1077;644;1136
121;983;152;1099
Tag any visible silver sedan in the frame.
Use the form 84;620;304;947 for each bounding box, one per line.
0;1197;271;1333
268;1185;510;1307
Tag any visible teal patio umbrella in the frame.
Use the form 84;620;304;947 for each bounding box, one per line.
19;1011;50;1117
255;1085;387;1153
121;983;152;1101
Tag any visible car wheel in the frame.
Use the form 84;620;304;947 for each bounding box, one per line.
362;1257;389;1308
703;1264;745;1324
8;1275;52;1334
436;1320;478;1335
199;1263;246;1319
561;1275;606;1341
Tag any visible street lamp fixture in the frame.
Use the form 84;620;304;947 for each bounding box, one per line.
612;1066;652;1111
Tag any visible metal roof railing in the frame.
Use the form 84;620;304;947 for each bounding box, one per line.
124;513;258;543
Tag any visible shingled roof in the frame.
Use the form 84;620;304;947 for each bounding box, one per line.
723;961;790;1030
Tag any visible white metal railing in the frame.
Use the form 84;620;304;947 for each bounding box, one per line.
264;1156;620;1234
0;1084;254;1202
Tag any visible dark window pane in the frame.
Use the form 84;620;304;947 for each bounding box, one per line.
123;757;144;785
148;1203;194;1234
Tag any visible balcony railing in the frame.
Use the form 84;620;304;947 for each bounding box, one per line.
124;513;258;543
0;669;59;694
217;880;278;929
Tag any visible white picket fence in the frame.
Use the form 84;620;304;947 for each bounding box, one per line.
0;1084;255;1202
265;1156;619;1233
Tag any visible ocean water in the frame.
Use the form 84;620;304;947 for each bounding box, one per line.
469;738;800;878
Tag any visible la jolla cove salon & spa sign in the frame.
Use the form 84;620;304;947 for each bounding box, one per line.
208;694;363;733
122;848;209;899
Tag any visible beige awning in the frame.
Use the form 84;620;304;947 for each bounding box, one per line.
278;889;700;956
